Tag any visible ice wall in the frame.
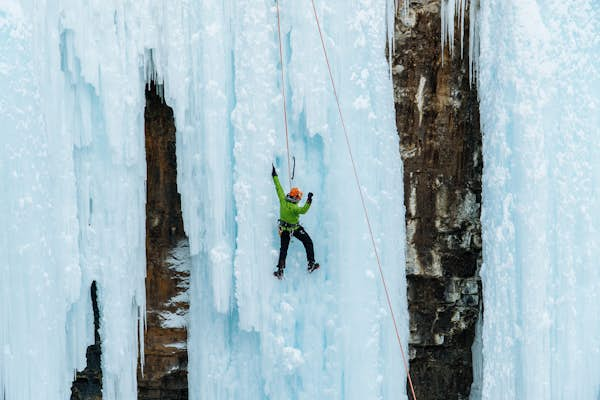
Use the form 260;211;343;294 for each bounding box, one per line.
1;2;147;399
1;7;84;399
1;0;407;399
476;1;600;399
442;2;600;398
186;0;408;398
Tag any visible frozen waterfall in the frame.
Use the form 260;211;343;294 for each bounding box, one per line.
444;0;600;398
476;1;600;399
1;0;407;399
6;0;600;398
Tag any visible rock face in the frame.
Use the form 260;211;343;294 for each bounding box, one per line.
392;2;482;399
138;83;190;400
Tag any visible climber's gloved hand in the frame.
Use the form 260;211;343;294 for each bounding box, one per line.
272;164;277;177
307;192;313;203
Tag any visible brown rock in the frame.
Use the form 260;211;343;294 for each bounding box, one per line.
138;82;189;400
392;2;482;399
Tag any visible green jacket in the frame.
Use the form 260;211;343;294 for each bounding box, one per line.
273;175;311;226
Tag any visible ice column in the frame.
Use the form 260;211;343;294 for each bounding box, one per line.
478;1;600;399
2;2;148;399
0;6;83;399
186;0;408;399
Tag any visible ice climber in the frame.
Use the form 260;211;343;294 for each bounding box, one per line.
272;164;320;279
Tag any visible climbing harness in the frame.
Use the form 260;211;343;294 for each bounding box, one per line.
278;219;300;235
308;1;419;398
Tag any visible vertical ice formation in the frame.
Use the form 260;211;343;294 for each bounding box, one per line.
1;6;83;399
477;1;600;399
188;0;407;398
1;2;147;399
1;0;406;399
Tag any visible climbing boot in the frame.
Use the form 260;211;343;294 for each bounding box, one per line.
307;262;320;273
273;266;285;280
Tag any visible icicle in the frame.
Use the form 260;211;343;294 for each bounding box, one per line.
441;0;478;83
401;0;409;18
387;0;401;71
442;0;465;60
386;0;396;78
460;0;466;56
468;0;479;86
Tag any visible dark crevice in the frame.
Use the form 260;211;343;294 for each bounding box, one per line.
71;281;102;400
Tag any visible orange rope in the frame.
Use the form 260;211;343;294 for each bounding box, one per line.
309;1;418;399
275;0;293;187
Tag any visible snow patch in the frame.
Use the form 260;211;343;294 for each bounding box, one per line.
415;76;426;127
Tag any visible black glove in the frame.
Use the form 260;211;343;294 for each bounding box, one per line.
272;164;277;177
307;192;313;203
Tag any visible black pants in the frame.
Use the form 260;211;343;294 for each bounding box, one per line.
277;226;314;268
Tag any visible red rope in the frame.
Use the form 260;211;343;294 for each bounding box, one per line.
309;1;418;399
275;0;293;187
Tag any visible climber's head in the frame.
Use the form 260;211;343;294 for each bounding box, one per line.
286;187;303;203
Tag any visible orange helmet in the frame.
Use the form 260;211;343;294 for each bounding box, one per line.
288;187;303;199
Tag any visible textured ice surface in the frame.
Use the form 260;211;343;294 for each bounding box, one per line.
476;1;600;399
1;2;147;399
188;0;407;398
440;2;600;398
1;0;406;399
